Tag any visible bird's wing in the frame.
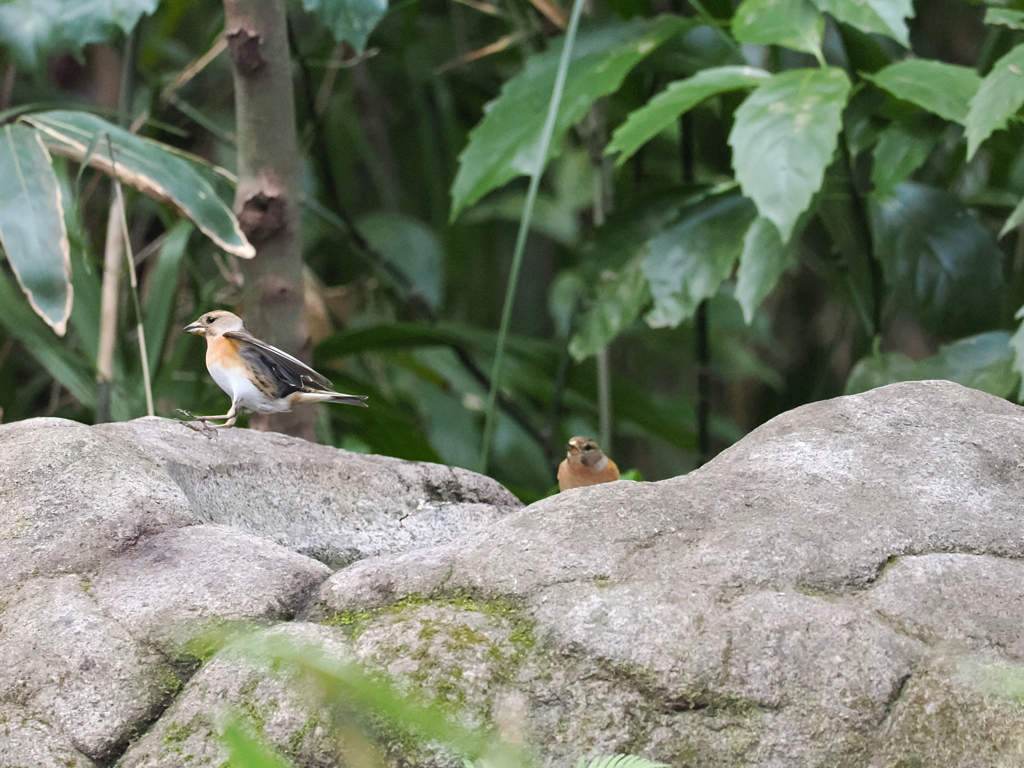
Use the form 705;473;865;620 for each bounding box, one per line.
224;330;334;391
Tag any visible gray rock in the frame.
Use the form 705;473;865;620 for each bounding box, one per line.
0;415;518;765
0;576;177;762
97;417;523;568
117;623;353;768
312;381;1024;767
0;417;197;584
93;525;332;654
864;553;1024;656
868;653;1024;767
0;702;99;768
6;380;1024;768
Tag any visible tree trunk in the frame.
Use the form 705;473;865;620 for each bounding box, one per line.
223;0;315;440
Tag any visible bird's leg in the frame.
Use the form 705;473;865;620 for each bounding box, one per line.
175;404;238;433
195;403;238;429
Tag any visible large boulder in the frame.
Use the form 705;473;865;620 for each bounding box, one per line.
0;417;196;585
313;380;1024;767
97;417;522;568
3;381;1024;767
0;415;520;764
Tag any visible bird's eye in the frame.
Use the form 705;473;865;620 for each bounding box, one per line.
206;315;214;323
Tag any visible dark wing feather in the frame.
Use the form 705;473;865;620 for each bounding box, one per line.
224;330;333;392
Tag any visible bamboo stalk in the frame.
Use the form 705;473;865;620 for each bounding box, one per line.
114;182;154;416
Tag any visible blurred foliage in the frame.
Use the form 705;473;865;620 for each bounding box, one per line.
211;629;665;768
1;0;1024;502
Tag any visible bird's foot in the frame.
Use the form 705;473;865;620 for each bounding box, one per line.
174;409;219;438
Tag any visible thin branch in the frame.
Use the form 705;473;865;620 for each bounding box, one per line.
434;32;529;74
114;180;154;416
161;37;229;102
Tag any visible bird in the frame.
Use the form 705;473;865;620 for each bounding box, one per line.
557;436;619;491
183;310;367;429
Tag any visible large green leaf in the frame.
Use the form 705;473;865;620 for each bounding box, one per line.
846;332;1018;399
864;59;981;123
607;65;770;164
729;67;850;243
301;0;388;54
568;260;650;360
0;0;157;72
642;194;756;328
731;0;824;58
143;220;192;376
450;16;690;219
0;123;72;335
985;8;1024;30
810;0;913;46
966;43;1024;160
0;267;94;407
735;216;797;324
22;111;254;259
870;117;942;198
871;183;1005;336
358;212;445;311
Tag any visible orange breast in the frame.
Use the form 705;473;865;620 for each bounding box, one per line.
558;458;620;491
206;335;246;371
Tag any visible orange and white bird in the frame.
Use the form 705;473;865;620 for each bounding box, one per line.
557;435;619;491
184;310;367;429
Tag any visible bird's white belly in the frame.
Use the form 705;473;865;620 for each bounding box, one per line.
208;363;288;413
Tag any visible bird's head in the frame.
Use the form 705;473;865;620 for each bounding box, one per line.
184;310;245;338
566;436;605;467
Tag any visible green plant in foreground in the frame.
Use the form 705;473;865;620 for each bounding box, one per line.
215;632;669;768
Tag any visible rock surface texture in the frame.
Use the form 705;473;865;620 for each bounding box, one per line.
2;381;1024;767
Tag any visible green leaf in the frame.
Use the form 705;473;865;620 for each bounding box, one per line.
607;65;770;164
965;43;1024;160
358;212;445;311
870;118;942;198
642;194;756;328
220;716;293;768
810;0;913;47
0;267;94;407
864;59;981;123
142;220;192;375
549;270;587;338
301;0;388;54
573;755;669;768
464;149;595;245
450;15;690;220
846;332;1018;399
22;111;255;259
1000;194;1024;239
729;67;851;243
735;216;797;324
1011;319;1024;401
0;123;72;335
985;8;1024;30
0;0;157;72
731;0;824;58
871;183;1005;336
568;260;650;360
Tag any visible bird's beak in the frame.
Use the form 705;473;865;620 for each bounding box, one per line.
184;321;205;335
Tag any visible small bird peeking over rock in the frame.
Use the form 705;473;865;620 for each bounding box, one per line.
557;436;619;491
182;310;367;431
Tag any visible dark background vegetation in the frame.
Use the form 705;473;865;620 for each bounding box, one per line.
1;0;1023;502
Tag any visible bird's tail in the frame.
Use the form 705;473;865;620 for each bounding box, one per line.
295;390;369;407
